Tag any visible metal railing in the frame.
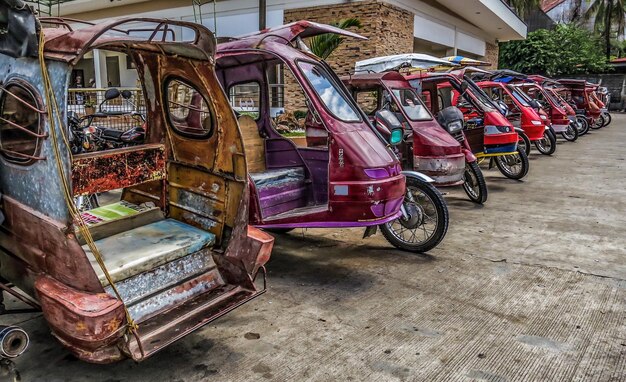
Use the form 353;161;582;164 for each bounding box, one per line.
68;88;146;131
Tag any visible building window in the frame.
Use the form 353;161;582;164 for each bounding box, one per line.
0;82;44;164
165;78;212;138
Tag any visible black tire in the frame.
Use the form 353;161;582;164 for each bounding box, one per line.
462;161;488;204
535;129;557;155
380;175;449;253
576;116;590;136
517;130;531;154
602;112;611;127
495;147;529;180
561;123;579;142
591;114;605;129
264;228;294;234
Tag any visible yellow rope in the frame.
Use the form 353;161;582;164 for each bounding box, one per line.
36;28;143;355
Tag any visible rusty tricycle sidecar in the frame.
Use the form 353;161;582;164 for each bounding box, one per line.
0;5;273;363
216;22;449;253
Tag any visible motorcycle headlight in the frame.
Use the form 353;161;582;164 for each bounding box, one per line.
531;120;542;126
446;120;463;134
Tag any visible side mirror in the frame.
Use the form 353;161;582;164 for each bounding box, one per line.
121;90;132;99
497;100;509;116
375;109;403;145
104;88;121;101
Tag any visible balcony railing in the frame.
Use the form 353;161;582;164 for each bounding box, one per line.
68;88;146;131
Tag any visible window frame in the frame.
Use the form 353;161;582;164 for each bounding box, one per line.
163;76;214;139
227;80;262;121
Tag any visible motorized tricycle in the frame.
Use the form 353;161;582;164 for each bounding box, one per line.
342;56;487;204
216;22;449;253
487;70;579;142
528;75;589;136
410;70;530;180
596;86;612;126
476;80;556;155
0;6;274;363
557;79;603;130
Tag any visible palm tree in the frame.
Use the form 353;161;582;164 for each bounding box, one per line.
308;18;362;60
581;0;626;58
506;0;541;17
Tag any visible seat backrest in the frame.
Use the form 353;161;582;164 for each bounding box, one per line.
238;115;266;173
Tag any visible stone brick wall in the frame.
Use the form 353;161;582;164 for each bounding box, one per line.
282;1;414;112
485;42;499;69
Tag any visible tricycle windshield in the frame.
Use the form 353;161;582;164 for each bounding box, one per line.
508;87;530;107
391;88;432;121
462;78;497;112
297;61;361;122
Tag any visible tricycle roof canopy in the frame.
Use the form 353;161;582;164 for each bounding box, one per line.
233;20;366;45
355;54;457;73
40;17;216;64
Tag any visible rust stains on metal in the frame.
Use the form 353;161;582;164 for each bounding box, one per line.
72;144;166;196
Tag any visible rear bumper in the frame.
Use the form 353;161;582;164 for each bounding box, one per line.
413;154;465;186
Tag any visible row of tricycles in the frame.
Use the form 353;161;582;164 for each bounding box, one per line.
0;5;612;364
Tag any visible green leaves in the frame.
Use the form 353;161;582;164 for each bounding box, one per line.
499;24;611;75
309;18;362;60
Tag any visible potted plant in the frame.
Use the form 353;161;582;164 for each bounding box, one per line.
83;99;96;116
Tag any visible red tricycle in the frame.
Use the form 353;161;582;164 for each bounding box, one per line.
477;79;556;155
216;22;449;253
557;79;604;130
410;70;530;180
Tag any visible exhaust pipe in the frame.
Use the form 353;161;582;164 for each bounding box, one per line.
0;326;28;358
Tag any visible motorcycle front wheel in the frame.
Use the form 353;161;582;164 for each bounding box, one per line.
380;175;449;253
535;129;557;155
495;147;529;180
517;131;531;154
561;123;579;142
462;161;488;204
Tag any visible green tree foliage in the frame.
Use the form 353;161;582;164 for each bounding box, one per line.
499;24;611;75
309;18;362;60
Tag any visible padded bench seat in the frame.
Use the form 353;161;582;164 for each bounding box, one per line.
250;167;305;191
83;218;215;285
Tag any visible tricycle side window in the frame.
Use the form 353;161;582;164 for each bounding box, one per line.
0;82;44;165
297;61;361;123
165;78;213;138
229;82;260;120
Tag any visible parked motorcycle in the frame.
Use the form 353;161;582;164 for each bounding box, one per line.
68;88;146;154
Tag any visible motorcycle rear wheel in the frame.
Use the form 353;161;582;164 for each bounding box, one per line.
561;123;578;142
380;175;449;253
576;116;590;136
602;112;611;127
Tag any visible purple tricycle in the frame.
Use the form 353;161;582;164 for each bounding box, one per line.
216;21;449;253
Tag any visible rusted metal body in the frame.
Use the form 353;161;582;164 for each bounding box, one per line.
0;2;273;364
